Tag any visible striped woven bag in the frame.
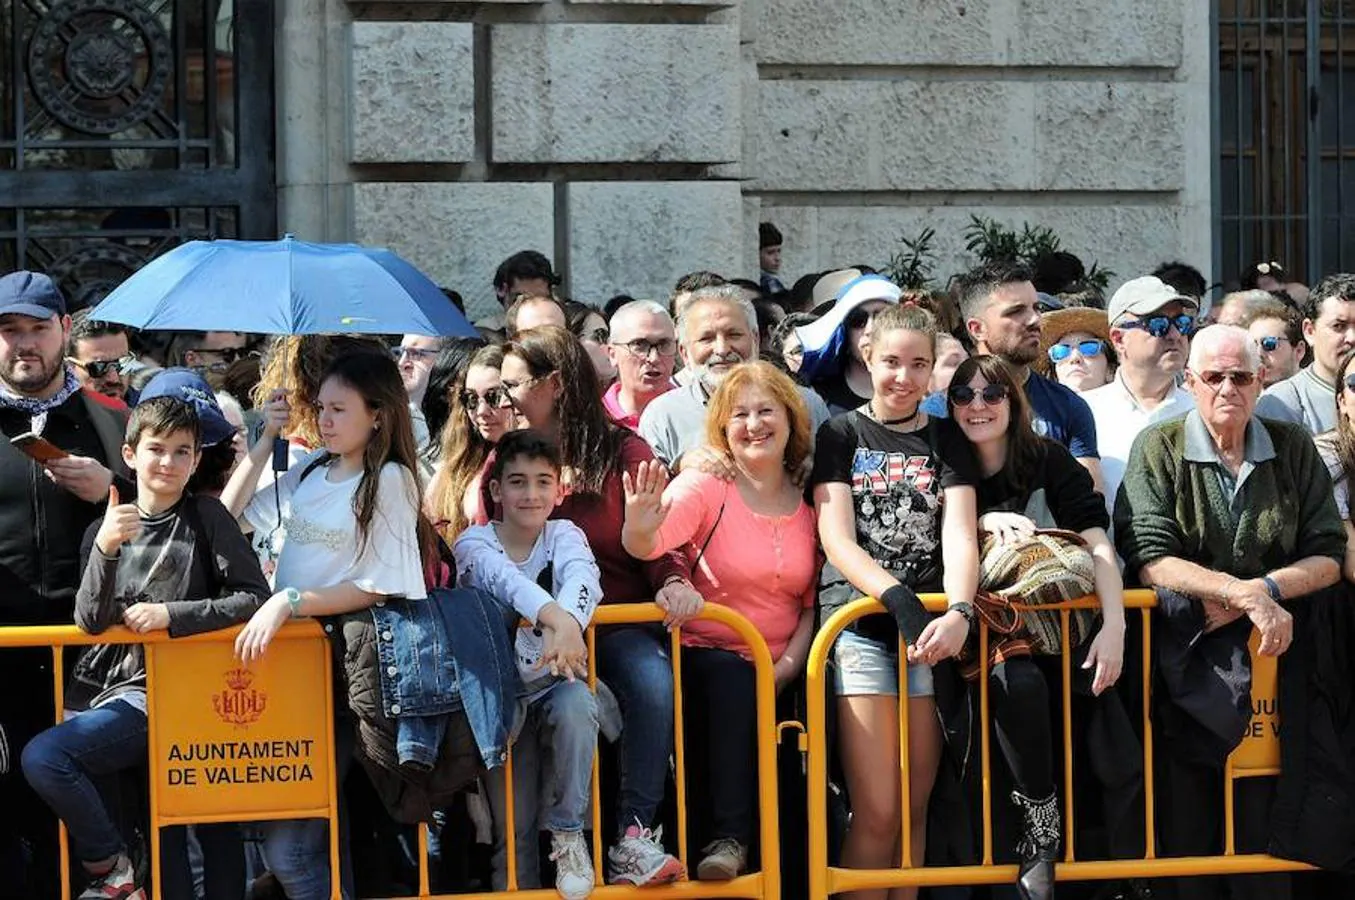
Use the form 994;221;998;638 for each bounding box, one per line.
977;528;1097;656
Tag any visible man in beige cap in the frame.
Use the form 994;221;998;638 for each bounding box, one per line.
1083;275;1198;516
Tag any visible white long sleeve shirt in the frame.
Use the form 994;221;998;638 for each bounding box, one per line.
453;520;602;682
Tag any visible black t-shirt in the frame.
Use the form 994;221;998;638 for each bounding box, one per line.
810;412;979;629
974;438;1109;533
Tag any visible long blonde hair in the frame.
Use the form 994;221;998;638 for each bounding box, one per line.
427;344;507;541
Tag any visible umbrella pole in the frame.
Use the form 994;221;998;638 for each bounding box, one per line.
270;338;294;541
273;336;293;473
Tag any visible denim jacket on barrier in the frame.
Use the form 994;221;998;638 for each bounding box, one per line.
371;586;522;770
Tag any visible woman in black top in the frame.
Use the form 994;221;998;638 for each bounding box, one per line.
946;354;1126;900
810;305;980;900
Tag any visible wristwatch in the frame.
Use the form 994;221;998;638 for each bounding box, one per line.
283;587;303;618
1261;575;1284;603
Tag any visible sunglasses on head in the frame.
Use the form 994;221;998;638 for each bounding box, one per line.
1047;340;1104;364
1117;314;1196;339
69;356;130;379
1194;369;1258;388
1257;336;1290;352
948;383;1011;407
844;305;887;330
460;388;513;411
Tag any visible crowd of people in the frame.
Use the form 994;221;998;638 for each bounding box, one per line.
0;235;1351;900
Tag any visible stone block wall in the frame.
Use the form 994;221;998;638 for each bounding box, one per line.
275;0;1212;318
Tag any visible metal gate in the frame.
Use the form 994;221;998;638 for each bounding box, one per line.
0;0;275;309
1216;1;1355;285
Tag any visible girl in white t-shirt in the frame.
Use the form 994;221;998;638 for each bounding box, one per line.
221;348;434;900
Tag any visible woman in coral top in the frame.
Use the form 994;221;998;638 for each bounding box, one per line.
622;361;819;883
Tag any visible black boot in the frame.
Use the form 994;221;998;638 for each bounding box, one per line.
1011;789;1060;900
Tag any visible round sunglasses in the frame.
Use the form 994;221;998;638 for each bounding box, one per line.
948;383;1011;407
1047;340;1104;364
1257;336;1291;353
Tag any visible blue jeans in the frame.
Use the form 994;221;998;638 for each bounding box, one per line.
486;680;598;890
21;699;145;865
595;625;673;837
259;719;356;900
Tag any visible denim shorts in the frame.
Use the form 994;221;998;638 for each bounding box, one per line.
831;628;935;698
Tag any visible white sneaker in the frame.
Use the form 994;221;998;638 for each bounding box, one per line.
607;821;685;886
550;831;595;900
696;838;747;881
78;853;145;900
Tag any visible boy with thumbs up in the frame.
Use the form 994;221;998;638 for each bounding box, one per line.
20;392;270;900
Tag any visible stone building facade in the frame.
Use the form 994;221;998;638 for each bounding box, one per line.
277;0;1211;317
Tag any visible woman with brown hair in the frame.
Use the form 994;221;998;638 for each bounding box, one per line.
622;361;818;881
486;325;700;886
222;348;435;900
426;343;516;541
946;354;1125;900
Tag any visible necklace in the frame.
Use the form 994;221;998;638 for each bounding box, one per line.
869;401;920;427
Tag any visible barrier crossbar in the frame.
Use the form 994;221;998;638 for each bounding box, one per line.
803;591;1310;900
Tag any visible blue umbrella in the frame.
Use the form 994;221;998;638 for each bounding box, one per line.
94;235;476;338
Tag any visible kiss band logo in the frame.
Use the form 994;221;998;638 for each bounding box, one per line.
213;667;268;727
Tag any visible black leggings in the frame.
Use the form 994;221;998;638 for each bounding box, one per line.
988;659;1055;801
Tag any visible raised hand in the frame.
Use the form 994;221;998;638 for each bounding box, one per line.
260;388;292;440
621;459;671;535
95;485;142;557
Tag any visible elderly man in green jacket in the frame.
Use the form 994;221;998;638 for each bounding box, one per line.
1115;323;1345;900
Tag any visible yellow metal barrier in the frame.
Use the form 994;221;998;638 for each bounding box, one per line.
0;620;342;900
804;590;1308;898
0;602;783;900
420;602;784;900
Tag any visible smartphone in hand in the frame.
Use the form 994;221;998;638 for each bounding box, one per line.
10;432;69;463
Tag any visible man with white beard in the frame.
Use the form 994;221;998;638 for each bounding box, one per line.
638;284;830;469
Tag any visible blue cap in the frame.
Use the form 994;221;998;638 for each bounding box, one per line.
0;271;67;319
136;368;235;447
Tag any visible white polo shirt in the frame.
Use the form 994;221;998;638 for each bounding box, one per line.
1083;372;1196;517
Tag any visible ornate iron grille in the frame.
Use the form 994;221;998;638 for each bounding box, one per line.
0;0;274;308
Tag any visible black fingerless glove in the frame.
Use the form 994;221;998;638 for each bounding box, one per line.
879;583;935;645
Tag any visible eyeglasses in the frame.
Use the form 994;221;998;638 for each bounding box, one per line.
395;346;438;362
1116;314;1196;339
1047;340;1104;364
1194;369;1258;388
190;346;254;364
460;388;513;411
948;383;1011;407
500;373;553;396
68;356;132;379
1257;336;1291;352
611;338;677;359
584;327;609;345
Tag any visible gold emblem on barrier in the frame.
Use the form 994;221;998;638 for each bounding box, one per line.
212;667;268;727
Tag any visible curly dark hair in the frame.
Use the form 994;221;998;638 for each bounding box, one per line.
1303;273;1355;323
